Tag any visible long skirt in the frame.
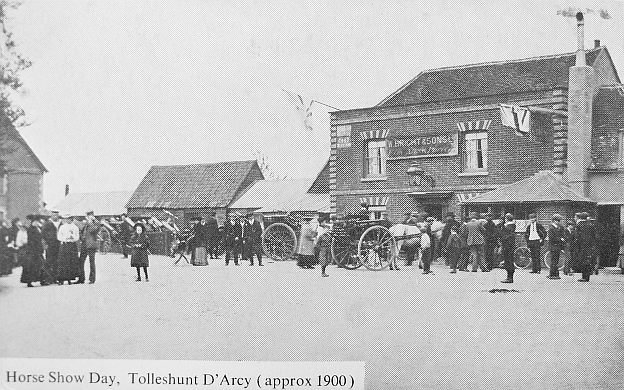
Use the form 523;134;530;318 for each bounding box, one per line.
20;250;42;284
57;242;80;282
193;247;208;266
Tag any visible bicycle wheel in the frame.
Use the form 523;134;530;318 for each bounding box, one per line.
513;246;532;269
543;250;566;270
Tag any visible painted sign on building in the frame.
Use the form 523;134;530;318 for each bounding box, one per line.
336;125;351;148
387;133;458;159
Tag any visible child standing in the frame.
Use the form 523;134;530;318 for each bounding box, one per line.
445;226;462;273
420;226;432;274
130;223;150;282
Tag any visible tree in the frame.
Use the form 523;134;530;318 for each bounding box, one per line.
254;151;288;180
0;0;32;174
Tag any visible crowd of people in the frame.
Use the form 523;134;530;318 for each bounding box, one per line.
0;209;156;286
1;205;623;287
371;209;617;283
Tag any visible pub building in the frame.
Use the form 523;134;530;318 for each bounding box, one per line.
329;15;624;266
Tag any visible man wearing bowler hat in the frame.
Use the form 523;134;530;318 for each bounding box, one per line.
78;210;102;284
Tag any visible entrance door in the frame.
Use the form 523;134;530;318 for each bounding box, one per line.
596;205;621;267
423;204;443;219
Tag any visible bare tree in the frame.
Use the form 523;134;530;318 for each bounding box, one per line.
254;151;288;180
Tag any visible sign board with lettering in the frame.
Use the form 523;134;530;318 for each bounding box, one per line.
387;133;458;159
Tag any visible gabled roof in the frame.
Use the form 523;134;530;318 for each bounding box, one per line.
54;191;133;217
307;158;330;193
4;126;48;172
230;178;330;213
126;160;262;209
378;47;605;107
463;171;595;204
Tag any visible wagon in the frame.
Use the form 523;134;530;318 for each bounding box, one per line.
261;214;302;261
330;216;399;271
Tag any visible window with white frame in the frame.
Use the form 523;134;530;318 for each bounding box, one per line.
368;205;386;220
463;132;488;171
365;139;387;177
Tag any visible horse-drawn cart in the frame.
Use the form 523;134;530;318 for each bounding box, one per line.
261;214;302;261
331;216;399;271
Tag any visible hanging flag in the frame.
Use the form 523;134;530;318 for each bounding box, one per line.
282;89;314;131
499;104;530;136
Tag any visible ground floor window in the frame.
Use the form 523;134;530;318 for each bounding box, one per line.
368;205;386;220
463;204;533;220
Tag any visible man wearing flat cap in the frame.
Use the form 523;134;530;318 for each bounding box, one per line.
78;210;102;284
41;209;61;284
547;214;566;280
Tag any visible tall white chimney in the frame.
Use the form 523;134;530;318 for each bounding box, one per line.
567;12;594;196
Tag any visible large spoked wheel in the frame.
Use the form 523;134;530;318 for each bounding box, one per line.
261;223;297;261
331;235;361;269
358;225;397;271
513;246;532;269
543;250;566;270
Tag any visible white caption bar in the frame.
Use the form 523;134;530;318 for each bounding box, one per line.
0;359;364;390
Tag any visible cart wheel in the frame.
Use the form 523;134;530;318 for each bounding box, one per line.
543;250;566;270
513;246;532;269
331;234;361;269
261;223;297;261
358;225;397;271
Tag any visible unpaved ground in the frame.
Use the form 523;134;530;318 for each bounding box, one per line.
1;254;623;389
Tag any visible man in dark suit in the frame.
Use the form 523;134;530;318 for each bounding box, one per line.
547;214;565;280
243;213;263;266
573;212;597;282
205;211;220;259
78;211;102;284
223;214;242;265
466;212;488;272
41;209;61;284
483;213;499;271
524;213;546;274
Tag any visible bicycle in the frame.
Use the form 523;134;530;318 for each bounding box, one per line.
513;246;566;270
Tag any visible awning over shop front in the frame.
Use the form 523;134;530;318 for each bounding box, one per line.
407;191;454;199
462;170;595;204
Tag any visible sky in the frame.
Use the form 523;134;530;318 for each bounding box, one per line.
6;0;624;206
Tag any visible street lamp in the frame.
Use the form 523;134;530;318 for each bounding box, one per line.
406;163;435;187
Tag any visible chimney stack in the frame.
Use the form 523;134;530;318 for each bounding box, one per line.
567;12;594;197
594;39;600;48
65;184;69;197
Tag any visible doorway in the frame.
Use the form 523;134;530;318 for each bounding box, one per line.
596;205;621;267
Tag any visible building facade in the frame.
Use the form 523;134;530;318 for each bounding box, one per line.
330;44;624;266
126;160;264;226
0;128;47;220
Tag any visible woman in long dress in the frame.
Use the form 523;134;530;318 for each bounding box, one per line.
130;223;150;281
21;215;44;287
57;214;80;285
296;216;317;269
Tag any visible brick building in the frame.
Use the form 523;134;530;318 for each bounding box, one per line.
330;30;624;266
126;160;264;226
0;127;47;220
